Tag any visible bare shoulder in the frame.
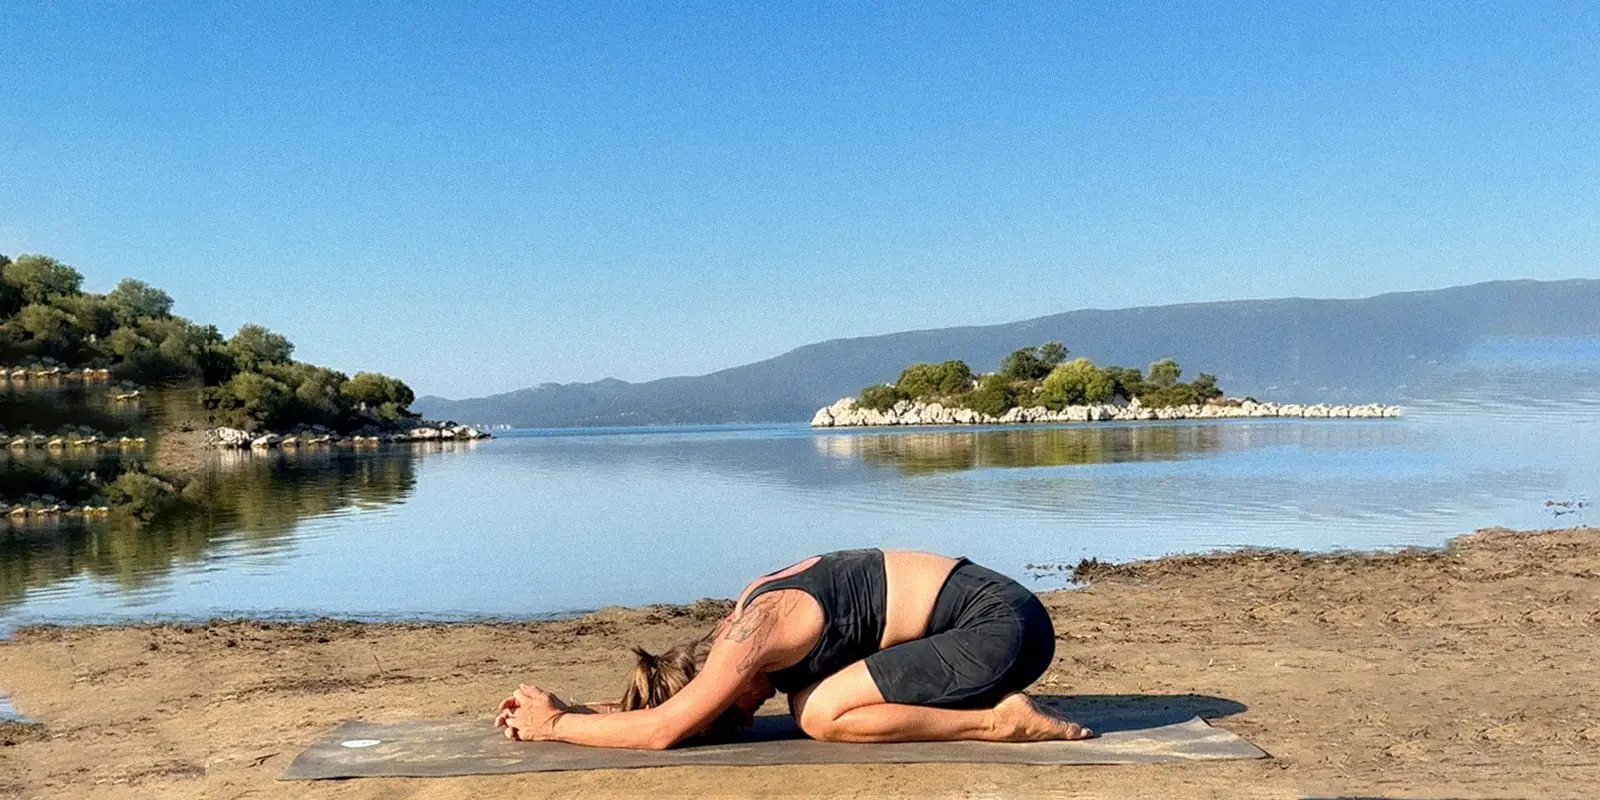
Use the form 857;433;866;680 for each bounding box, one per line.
732;555;821;611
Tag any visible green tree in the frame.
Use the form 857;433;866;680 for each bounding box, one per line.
58;293;116;338
858;383;909;411
11;303;80;356
1000;342;1067;381
1147;358;1182;388
227;324;294;371
192;326;236;385
895;360;973;398
0;253;18;318
106;279;174;326
340;371;416;421
105;326;154;359
1000;348;1042;381
1192;372;1223;401
961;374;1016;417
1103;366;1145;399
208;371;294;430
1039;358;1117;409
284;363;349;422
3;254;83;305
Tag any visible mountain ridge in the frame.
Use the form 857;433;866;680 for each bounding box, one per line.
415;278;1600;427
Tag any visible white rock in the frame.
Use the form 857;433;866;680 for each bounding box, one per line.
213;427;254;447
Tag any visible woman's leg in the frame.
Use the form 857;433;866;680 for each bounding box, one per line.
788;661;1091;743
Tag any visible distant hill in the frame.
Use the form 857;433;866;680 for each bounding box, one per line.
415;279;1600;428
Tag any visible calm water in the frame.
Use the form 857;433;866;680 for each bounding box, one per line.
0;337;1596;633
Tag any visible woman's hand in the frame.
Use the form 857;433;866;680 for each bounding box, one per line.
494;684;571;741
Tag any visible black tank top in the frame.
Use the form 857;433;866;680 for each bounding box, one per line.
743;548;887;694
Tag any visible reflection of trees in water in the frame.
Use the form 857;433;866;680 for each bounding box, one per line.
0;382;148;437
0;385;205;507
822;426;1229;474
0;451;137;506
0;449;421;608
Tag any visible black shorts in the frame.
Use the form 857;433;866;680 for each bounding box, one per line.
862;560;1056;709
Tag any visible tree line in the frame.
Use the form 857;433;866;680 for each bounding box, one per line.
0;252;415;432
857;342;1223;416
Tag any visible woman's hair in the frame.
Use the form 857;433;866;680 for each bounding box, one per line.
619;634;748;741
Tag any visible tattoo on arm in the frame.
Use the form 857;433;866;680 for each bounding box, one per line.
721;592;789;674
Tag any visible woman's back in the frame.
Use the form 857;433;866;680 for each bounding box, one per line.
738;549;959;693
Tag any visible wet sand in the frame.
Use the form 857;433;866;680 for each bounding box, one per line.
2;526;1597;799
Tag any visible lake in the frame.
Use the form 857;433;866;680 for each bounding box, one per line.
0;337;1595;634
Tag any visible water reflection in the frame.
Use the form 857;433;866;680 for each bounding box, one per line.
0;381;147;437
823;426;1222;473
812;422;1425;474
0;446;430;609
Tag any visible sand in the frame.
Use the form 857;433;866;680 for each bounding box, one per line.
1;526;1597;799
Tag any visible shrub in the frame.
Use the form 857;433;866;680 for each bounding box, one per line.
1137;384;1200;408
3;254;83;305
999;342;1067;381
208;371;295;430
858;383;909;411
961;374;1016;417
896;360;973;398
1147;358;1182;388
227;324;295;371
1039;358;1117;409
1103;366;1146;399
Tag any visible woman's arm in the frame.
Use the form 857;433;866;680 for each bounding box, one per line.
498;592;793;749
567;701;620;714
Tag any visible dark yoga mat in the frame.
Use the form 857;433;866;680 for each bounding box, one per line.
281;707;1266;779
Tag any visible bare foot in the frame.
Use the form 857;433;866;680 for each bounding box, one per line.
987;693;1093;742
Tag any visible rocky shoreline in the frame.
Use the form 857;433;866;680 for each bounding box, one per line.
811;396;1402;427
205;421;492;450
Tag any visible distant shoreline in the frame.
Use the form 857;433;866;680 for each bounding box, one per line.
812;397;1402;427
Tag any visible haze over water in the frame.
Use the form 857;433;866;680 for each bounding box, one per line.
1;337;1595;634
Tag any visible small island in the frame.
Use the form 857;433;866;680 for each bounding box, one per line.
813;343;1399;427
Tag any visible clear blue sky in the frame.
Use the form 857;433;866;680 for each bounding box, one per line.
2;2;1595;398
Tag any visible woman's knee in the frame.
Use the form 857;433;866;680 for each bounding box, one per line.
798;710;843;741
790;684;844;740
790;663;883;741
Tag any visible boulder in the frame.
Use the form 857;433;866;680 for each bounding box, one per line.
212;428;254;448
250;434;282;449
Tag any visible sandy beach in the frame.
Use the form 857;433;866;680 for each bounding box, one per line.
2;526;1596;799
